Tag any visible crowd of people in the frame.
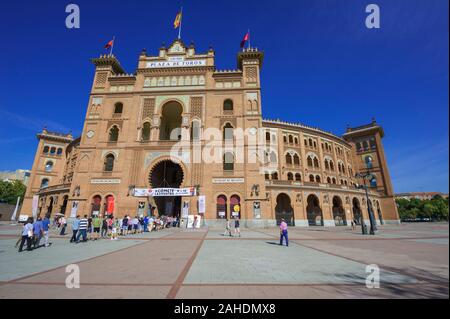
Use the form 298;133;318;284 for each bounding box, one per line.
17;213;181;252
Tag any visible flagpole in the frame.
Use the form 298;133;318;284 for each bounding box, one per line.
248;29;251;50
110;35;115;56
178;7;183;40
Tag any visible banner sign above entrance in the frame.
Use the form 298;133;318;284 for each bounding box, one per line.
133;187;197;197
146;59;206;69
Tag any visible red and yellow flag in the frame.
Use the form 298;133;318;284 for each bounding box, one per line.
173;10;182;29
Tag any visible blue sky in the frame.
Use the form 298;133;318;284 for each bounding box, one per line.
0;0;448;193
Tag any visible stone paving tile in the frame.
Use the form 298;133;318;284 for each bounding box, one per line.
0;238;144;281
184;240;416;285
0;283;171;299
177;282;448;299
16;239;200;285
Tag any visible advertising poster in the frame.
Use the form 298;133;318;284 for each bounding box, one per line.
70;201;79;218
198;195;206;214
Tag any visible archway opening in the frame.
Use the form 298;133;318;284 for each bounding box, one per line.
230;195;241;219
216;195;227;219
159;101;183;140
332;196;347;226
47;196;54;216
352;198;362;225
91;195;102;215
275;193;294;226
60;195;68;216
149;160;184;218
306;195;323;226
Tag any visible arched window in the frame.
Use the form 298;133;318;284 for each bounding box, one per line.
293;154;300;166
223;123;234;141
270;151;277;163
294;137;298;145
57;148;63;156
307;156;313;167
309;138;313;147
330;161;334;171
104;154;115;172
356;142;362;151
284;136;288;143
285;153;292;165
288;135;293;144
369;138;376;149
114;102;123;114
45;161;53;172
295;173;301;181
309;174;315;182
332;177;336;184
223;152;234;171
223;99;233;111
217;195;227;219
363;141;369;150
108;125;119;142
40;178;49;188
142;122;151;141
370;176;377;187
304;139;308;146
287;172;294;181
313;157;319;168
50;147;56;155
344;180;348;186
365;156;373;169
265;173;270;180
272;172;278;180
315;175;321;183
266;132;271;142
43;146;49;154
324;159;329;170
327;177;331;183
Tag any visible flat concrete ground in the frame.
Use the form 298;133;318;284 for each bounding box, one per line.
0;222;448;299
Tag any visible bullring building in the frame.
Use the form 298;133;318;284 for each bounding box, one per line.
21;39;400;227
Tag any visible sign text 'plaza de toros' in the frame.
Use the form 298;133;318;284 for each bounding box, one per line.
21;39;400;227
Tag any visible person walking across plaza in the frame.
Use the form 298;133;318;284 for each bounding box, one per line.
76;215;89;243
32;217;44;249
223;219;232;237
18;217;34;252
70;215;80;243
279;218;289;247
59;216;67;236
42;214;51;247
234;218;241;237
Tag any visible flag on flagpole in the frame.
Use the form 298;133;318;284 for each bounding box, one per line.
240;31;250;48
104;39;114;49
174;10;182;29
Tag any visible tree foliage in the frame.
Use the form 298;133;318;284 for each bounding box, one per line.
0;180;26;205
396;195;449;221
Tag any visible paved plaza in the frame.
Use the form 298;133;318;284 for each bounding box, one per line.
0;222;448;299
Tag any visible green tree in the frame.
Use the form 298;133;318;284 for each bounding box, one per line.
0;180;27;205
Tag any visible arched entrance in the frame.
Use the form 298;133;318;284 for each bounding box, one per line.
159;101;183;140
376;201;384;225
306;195;323;226
91;195;102;215
352;198;362;224
230;195;241;219
216;195;227;219
60;195;68;215
47;197;54;216
149;160;184;218
105;195;115;217
275;193;294;226
332;196;346;226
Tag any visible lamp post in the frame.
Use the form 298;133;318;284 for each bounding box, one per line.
355;172;378;235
